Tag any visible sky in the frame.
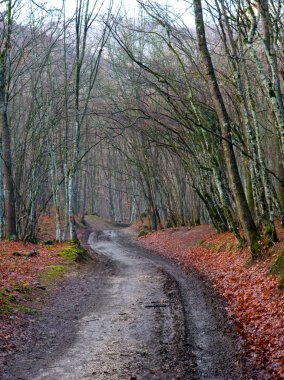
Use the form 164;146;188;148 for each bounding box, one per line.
0;0;194;28
44;0;195;25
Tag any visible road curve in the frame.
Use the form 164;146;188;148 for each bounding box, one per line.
1;227;247;380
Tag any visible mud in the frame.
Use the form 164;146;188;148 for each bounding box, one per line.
0;224;249;379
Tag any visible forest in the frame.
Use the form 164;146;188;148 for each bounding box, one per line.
2;1;284;379
0;0;284;252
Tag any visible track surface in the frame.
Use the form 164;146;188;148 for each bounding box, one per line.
1;225;247;379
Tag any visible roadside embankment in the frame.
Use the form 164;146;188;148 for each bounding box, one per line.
138;225;284;380
0;235;89;359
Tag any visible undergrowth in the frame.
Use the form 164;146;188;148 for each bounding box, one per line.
58;241;90;263
270;251;284;289
40;241;90;285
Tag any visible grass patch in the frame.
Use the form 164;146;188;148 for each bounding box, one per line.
7;294;17;302
0;291;17;303
14;283;31;293
40;265;66;284
0;302;15;314
0;292;18;314
270;251;284;289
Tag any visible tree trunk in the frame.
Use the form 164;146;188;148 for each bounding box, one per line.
0;60;17;238
68;171;78;241
193;0;260;256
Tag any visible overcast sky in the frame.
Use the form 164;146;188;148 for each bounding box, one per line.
0;0;194;28
45;0;195;25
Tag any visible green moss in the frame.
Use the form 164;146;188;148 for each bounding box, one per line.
40;242;89;287
0;292;18;314
261;223;277;248
0;291;17;303
58;241;89;263
23;294;31;300
0;242;90;317
58;247;78;261
0;303;15;314
43;240;54;245
251;240;261;259
18;306;37;315
47;264;65;273
27;236;38;244
270;253;284;275
0;290;37;314
138;230;149;237
7;294;16;302
270;252;284;289
138;224;152;237
40;265;66;283
14;283;31;293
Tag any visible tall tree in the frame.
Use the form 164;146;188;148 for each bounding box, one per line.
192;0;260;255
0;0;17;238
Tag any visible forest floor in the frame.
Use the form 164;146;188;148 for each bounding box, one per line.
0;214;90;361
137;223;284;380
0;217;253;380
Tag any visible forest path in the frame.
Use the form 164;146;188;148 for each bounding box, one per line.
1;223;247;380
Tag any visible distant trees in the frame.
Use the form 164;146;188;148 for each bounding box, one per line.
67;0;113;240
0;0;114;241
0;0;283;257
99;0;284;256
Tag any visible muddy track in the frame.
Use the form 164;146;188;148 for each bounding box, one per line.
1;226;248;379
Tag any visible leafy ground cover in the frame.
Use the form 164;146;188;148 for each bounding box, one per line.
0;213;88;357
138;225;284;379
0;240;67;355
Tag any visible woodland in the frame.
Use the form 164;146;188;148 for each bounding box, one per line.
2;1;284;378
0;0;283;259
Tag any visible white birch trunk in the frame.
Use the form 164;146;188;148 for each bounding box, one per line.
68;171;78;241
49;144;61;242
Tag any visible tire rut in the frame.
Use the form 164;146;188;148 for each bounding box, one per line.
1;227;248;379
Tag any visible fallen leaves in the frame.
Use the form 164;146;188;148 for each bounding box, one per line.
138;225;284;379
0;239;66;355
0;240;65;292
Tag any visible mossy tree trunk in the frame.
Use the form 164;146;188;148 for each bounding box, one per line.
193;0;260;257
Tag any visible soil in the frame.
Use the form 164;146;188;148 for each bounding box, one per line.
0;220;251;379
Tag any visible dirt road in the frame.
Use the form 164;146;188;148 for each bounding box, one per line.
1;225;248;379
